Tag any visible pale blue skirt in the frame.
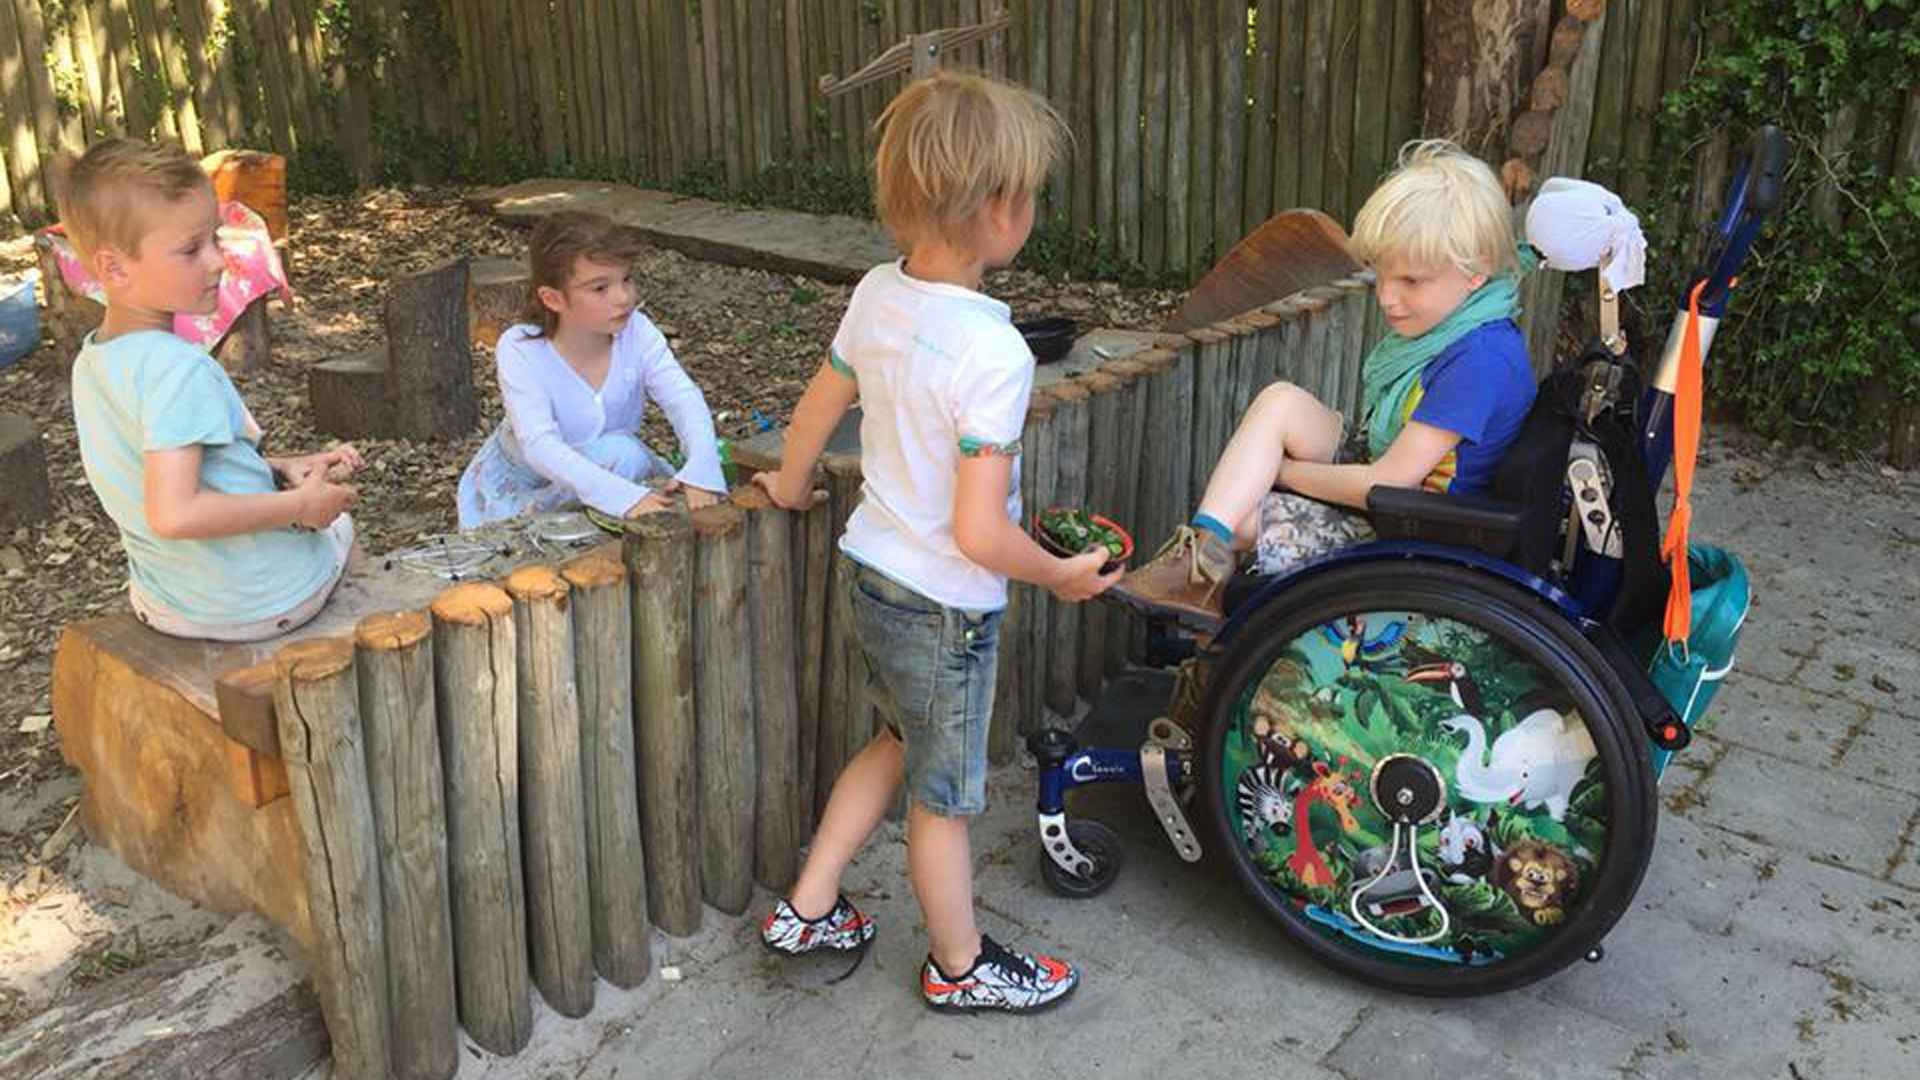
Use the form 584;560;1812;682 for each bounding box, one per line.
456;421;673;527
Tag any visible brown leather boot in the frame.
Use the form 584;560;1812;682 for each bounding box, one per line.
1107;524;1235;630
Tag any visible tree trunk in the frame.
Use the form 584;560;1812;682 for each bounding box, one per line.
1421;0;1552;163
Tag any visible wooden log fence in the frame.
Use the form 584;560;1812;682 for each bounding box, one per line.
248;276;1387;1077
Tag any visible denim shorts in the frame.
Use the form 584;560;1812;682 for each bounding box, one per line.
840;556;1002;817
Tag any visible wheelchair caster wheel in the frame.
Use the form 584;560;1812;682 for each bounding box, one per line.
1040;820;1124;898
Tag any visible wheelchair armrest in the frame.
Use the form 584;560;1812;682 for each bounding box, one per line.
1365;485;1525;561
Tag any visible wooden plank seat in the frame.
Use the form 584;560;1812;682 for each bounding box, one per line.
50;529;620;955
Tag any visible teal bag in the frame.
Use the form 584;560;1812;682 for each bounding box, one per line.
1644;543;1751;776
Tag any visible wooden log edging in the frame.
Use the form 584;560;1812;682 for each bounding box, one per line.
1186;325;1230;497
689;504;756;915
1077;371;1124;701
1098;357;1151;673
353;610;457;1080
1044;380;1091;718
625;514;702;937
1020;392;1060;732
562;554;651;989
734;487;801;892
793;484;832;835
505;566;594;1019
274;637;392;1080
429;583;531;1056
819;453;866;796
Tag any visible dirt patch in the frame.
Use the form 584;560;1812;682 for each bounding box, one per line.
0;184;1179;1032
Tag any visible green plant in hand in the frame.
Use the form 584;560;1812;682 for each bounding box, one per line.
1040;507;1127;559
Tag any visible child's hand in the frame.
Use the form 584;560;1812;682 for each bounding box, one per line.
750;470;816;512
1048;548;1123;602
661;478;723;511
626;491;676;517
317;442;364;481
293;467;357;529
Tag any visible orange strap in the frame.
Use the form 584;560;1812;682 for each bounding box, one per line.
1661;281;1709;644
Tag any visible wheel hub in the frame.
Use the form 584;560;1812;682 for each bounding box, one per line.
1369;754;1446;826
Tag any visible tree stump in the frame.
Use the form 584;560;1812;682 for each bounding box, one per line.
0;412;52;530
561;554;650;987
690;504;756;915
428;584;531;1056
310;258;479;440
624;514;702;936
467;258;530;349
504;566;595;1019
352;611;457;1080
271;638;391;1080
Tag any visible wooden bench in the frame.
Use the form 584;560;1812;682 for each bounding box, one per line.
49;536;614;955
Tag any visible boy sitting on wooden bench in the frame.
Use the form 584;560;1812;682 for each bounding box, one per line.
58;139;362;641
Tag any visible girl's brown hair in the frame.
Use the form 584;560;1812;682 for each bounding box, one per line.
520;209;645;337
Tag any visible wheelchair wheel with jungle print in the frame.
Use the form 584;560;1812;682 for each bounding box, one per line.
1198;560;1657;996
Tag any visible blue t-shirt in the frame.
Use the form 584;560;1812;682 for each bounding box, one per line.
71;331;340;623
1398;319;1535;496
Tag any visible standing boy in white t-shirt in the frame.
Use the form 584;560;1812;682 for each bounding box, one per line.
752;72;1117;1013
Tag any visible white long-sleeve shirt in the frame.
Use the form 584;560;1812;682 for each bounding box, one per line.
494;315;726;516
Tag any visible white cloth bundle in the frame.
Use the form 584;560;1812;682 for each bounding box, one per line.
1525;177;1647;294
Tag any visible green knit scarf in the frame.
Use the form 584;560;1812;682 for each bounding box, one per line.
1358;247;1535;459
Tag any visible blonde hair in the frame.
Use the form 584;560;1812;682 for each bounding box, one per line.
871;71;1067;250
1348;139;1517;278
520;209;645;338
55;139;209;263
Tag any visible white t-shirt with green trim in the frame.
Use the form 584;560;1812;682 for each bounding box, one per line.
834;260;1033;611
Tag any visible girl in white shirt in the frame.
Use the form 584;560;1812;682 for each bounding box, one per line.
457;210;727;527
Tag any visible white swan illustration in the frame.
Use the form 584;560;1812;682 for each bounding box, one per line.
1441;709;1597;820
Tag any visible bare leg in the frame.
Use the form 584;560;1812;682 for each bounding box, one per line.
909;802;981;975
1192;381;1345;548
787;731;905;918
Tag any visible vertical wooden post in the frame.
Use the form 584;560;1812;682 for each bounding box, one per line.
1045;380;1090;718
1077;371;1123;700
504;566;593;1019
353;611;457;1080
1264;295;1309;387
1165;335;1199;538
1186;326;1229;495
562;554;651;989
1335;277;1373;419
817;453;864;802
1132;346;1181;558
1294;288;1337;418
429;584;530;1056
273;638;391;1080
1238;312;1282;421
989;585;1024;765
793;489;832;834
1098;357;1150;673
690;504;756;915
735;487;802;892
1021;392;1059;731
624;514;702;936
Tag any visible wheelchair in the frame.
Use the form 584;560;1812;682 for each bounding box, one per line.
1027;128;1788;996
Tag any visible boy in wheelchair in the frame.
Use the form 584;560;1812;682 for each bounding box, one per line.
1111;140;1536;630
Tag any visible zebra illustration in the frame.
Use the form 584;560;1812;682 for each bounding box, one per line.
1236;763;1296;847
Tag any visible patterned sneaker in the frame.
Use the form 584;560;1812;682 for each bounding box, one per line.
921;935;1079;1014
761;894;877;956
